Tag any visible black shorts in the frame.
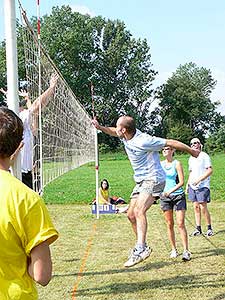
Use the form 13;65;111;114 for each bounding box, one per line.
22;171;33;189
160;193;186;211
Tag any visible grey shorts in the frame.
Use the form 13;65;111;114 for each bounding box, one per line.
188;185;210;203
160;193;187;211
130;180;165;199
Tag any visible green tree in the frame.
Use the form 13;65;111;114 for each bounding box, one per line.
37;6;157;148
0;6;156;149
205;122;225;153
0;41;7;105
150;62;224;143
0;24;26;105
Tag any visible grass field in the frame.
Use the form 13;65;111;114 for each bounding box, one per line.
38;152;225;300
43;152;225;203
38;203;225;300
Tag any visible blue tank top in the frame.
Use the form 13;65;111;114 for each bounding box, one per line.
161;160;183;195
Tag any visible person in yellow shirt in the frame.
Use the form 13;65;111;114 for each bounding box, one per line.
0;107;59;300
99;179;111;204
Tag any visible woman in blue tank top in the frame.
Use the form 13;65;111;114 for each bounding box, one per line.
160;146;191;261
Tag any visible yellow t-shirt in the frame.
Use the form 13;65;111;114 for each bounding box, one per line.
0;170;59;300
98;187;109;204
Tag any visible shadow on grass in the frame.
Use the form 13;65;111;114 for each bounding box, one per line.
73;273;225;297
216;229;225;235
53;260;176;278
210;292;225;300
61;258;80;262
200;248;225;256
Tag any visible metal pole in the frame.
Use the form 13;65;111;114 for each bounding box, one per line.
91;82;99;219
4;0;21;179
94;129;99;219
37;0;43;194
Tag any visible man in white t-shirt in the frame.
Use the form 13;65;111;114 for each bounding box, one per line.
187;138;213;237
92;116;199;267
1;74;59;190
19;73;58;189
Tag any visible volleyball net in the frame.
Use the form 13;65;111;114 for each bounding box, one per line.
19;7;95;194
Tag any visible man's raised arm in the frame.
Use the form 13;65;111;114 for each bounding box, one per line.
29;73;59;115
166;139;200;157
92;118;118;137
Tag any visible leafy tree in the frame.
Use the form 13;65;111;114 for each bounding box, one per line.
0;6;157;149
150;62;224;143
0;24;26;106
166;122;193;143
205;122;225;153
37;6;157;148
0;41;7;105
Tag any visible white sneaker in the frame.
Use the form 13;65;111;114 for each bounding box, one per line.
190;229;202;236
205;229;214;236
139;246;152;260
124;246;151;267
182;250;191;261
117;205;129;213
170;249;179;258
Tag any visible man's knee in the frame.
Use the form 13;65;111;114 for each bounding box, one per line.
127;210;136;223
200;203;209;214
133;206;147;218
194;203;200;212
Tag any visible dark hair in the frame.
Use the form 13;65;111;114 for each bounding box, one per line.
19;99;27;108
100;179;109;190
0;107;23;158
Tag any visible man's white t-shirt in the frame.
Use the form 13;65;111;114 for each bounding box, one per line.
19;109;33;173
188;151;211;190
122;129;166;183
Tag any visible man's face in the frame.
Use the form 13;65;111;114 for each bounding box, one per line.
115;118;126;138
190;140;201;151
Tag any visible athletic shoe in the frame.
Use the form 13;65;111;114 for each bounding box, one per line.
170;249;179;258
116;205;129;214
139;246;152;260
190;229;202;236
205;229;214;236
182;250;191;261
124;246;151;267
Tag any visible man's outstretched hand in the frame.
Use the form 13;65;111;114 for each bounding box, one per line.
191;148;200;158
91;118;101;130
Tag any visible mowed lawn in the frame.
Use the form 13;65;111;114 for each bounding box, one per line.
38;203;225;300
39;152;225;300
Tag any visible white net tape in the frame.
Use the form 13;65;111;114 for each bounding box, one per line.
20;13;95;194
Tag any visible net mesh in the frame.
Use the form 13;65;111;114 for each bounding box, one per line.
20;11;95;194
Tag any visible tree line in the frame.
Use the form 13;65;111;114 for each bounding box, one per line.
0;5;224;152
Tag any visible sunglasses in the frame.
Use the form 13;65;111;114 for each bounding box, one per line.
190;141;200;146
162;148;171;151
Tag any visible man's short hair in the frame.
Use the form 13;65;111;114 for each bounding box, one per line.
19;99;27;108
0;107;23;158
121;116;136;134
